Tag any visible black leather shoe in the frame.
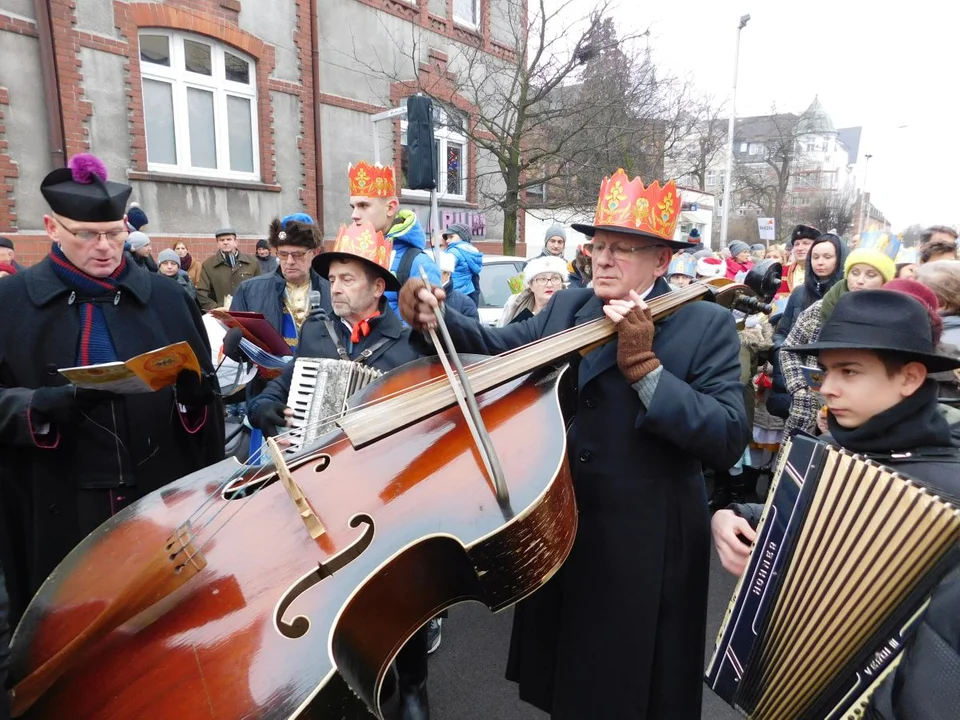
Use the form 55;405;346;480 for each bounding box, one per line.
399;682;429;720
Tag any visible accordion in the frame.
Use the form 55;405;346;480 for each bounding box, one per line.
284;358;383;455
706;433;960;719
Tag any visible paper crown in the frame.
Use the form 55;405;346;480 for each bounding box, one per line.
668;253;697;278
572;169;687;247
858;230;901;260
348;161;397;198
314;221;400;291
895;246;918;265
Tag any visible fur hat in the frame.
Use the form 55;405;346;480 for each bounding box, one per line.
268;215;320;250
696;256;724;279
157;248;180;267
523;254;568;287
788;224;821;249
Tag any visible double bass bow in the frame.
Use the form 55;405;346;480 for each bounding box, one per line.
8;265;779;719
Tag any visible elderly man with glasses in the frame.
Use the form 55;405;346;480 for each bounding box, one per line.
0;154;224;679
399;170;748;720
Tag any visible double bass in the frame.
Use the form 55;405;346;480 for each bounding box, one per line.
7;267;779;719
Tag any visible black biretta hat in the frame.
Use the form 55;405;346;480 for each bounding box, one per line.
40;154;131;223
790;290;960;373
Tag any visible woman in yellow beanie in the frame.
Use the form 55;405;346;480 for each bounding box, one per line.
778;232;899;438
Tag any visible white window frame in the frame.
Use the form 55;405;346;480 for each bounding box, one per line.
706;170;718;186
400;105;468;202
139;29;260;181
453;0;480;28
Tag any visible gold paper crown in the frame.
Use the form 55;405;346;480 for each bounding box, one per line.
332;222;393;273
348;161;397;198
592;170;681;242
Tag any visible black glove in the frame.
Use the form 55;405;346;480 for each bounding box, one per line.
175;370;216;407
251;400;289;438
31;385;117;424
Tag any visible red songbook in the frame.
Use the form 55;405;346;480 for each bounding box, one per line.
209;310;293;357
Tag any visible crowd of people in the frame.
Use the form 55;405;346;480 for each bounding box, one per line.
0;152;958;720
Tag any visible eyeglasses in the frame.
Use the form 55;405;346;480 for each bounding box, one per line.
532;274;564;287
584;241;664;260
53;216;127;243
277;250;310;261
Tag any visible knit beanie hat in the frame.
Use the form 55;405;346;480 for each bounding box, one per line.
844;247;896;283
256;238;270;250
126;202;149;230
883;278;943;344
157;248;181;267
696;256;724;279
444;223;472;244
127;231;151;251
544;223;567;243
523;254;568;287
728;240;750;258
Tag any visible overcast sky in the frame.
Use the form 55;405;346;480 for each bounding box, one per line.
562;0;957;229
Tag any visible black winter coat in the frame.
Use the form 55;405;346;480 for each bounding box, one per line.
229;268;331;335
417;280;749;719
250;301;420;415
0;258;225;631
441;281;479;320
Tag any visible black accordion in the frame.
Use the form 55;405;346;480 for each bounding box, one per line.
706;433;960;719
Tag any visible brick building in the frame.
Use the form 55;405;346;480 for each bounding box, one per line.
0;0;522;265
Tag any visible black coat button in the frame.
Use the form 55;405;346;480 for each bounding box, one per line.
48;503;60;515
584;398;596;409
45;363;58;376
579;450;592;463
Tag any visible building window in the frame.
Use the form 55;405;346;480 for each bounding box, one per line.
400;104;467;201
739;142;748;153
748;142;763;155
453;0;480;27
139;31;259;180
706;170;718;186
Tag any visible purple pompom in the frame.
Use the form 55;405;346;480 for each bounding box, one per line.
68;153;108;184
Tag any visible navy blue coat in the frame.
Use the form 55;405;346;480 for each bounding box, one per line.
418;279;749;719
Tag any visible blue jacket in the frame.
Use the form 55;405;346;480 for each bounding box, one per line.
445;240;483;295
385;210;441;315
442;280;479;320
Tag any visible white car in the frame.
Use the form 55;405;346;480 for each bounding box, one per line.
477;254;527;326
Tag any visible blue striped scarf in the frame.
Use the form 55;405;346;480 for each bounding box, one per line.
48;244;126;366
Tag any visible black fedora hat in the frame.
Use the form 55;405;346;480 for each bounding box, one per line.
790;290;960;373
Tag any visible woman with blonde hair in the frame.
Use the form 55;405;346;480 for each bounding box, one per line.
498;255;567;326
764;244;787;265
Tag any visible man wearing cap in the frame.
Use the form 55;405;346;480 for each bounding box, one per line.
400;169;748;719
0;153;224;650
0;237;22;272
441;223;482;304
196;227;260;310
346;162;441;317
255;238;279;275
248;221;428;720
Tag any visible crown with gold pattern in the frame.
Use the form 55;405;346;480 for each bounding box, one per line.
348;161;397;198
312;221;400;291
572;169;692;249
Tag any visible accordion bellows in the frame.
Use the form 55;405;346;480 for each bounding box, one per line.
707;434;960;719
285;358;383;454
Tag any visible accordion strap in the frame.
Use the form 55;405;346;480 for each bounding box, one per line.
868;446;960;463
322;317;390;366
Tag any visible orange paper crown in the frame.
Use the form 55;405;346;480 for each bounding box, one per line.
315;221;401;291
590;169;681;243
348;161;397;198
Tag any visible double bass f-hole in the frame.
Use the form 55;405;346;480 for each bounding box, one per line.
274;514;376;639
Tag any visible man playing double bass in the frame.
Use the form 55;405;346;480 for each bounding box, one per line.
400;170;749;719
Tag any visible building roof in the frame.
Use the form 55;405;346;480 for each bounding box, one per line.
733;113;798;143
797;96;836;135
836;126;862;165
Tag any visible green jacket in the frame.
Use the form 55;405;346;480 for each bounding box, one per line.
196;251;260;310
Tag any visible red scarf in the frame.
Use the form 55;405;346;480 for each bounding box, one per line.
350;312;381;343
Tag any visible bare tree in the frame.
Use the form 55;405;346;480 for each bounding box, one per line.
663;95;727;191
340;1;686;253
807;189;857;236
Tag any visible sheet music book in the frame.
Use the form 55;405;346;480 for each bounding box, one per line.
209;309;294;357
58;341;201;394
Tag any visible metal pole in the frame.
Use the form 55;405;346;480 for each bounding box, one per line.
720;14;750;249
860;154;872;234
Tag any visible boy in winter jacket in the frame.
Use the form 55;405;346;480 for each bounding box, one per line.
442;223;483;304
712;289;960;720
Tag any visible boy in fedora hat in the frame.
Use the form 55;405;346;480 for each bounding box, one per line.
712;286;960;720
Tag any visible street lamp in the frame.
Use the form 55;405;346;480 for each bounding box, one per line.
720;13;750;248
860;153;873;234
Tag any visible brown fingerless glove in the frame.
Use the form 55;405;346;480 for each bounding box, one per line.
616;305;661;384
398;278;428;327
